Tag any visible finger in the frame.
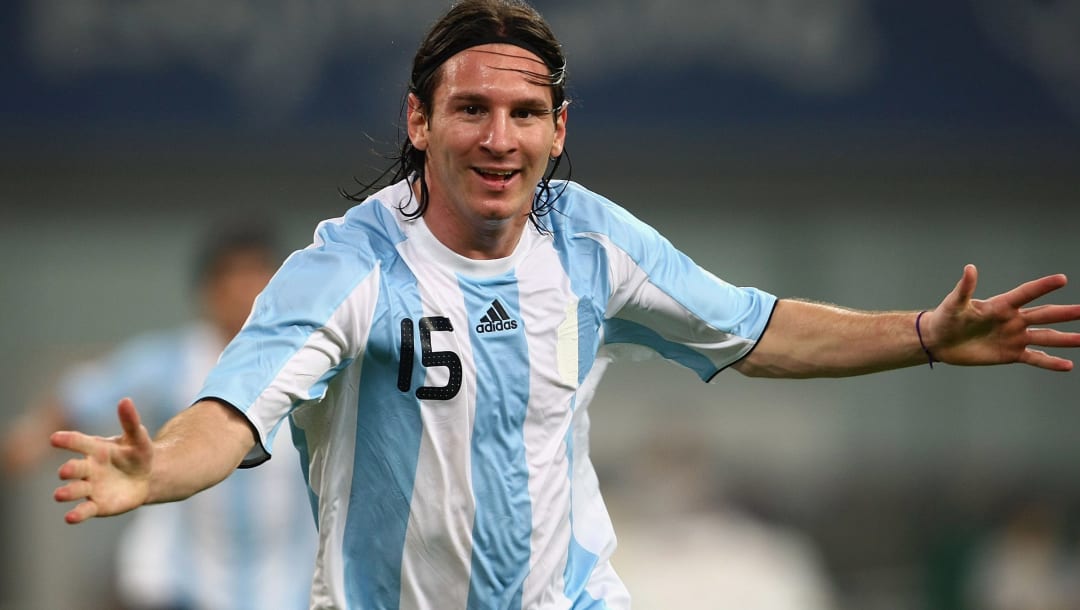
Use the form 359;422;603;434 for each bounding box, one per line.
1022;304;1080;326
57;457;89;481
1001;274;1068;309
1027;328;1080;349
50;431;101;456
1019;348;1073;372
116;398;144;439
53;480;92;503
64;501;99;524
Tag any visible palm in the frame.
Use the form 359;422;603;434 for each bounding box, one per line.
81;435;151;513
929;265;1080;370
51;398;153;523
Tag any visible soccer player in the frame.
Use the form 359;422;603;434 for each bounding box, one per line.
49;1;1080;609
8;226;317;610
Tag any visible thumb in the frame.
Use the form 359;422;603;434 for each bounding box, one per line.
116;398;146;441
948;264;978;308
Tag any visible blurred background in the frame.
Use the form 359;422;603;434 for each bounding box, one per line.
2;1;1079;608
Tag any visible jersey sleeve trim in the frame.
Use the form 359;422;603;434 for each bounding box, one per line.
194;396;272;469
708;295;779;382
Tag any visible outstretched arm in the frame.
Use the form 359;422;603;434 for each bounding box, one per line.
51;397;257;524
734;264;1080;378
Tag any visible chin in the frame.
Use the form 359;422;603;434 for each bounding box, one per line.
473;195;531;219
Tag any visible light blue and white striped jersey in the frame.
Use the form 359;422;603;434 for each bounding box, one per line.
198;179;777;610
62;321;317;610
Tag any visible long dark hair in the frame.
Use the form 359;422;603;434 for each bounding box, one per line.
342;0;571;231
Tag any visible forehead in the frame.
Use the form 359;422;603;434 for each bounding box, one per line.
434;43;552;103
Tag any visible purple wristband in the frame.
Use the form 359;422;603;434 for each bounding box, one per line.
916;310;935;369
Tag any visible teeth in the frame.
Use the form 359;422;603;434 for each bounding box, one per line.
479;169;514;177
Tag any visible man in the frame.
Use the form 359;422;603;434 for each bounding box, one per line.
50;1;1080;609
10;226;317;609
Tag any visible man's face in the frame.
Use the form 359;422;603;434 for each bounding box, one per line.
407;43;567;250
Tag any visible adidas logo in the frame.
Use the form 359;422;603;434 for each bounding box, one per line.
476;299;519;334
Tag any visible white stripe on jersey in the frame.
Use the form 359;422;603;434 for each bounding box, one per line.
516;238;577;608
397;226;478;610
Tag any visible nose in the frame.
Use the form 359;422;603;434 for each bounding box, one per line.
480;111;516;156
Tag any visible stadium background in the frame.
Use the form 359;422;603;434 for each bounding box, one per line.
2;1;1078;608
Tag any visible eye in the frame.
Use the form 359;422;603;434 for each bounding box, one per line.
463;105;481;115
514;106;554;121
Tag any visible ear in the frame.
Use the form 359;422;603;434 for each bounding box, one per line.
407;93;429;151
549;102;568;158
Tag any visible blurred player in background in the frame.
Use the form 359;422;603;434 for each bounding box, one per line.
4;225;317;610
46;1;1080;609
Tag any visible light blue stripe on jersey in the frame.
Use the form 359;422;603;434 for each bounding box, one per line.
564;535;607;610
562;427;605;610
603;318;718;381
346;335;424;609
342;200;424;609
461;273;532;610
289;417;320;526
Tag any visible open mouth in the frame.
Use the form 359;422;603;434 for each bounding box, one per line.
474;168;519;184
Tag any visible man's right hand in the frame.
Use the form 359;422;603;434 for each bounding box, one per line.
51;397;153;524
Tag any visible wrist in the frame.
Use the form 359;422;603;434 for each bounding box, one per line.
915;310;936;368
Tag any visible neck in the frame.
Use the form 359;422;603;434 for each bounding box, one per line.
438;216;528;259
413;182;530;260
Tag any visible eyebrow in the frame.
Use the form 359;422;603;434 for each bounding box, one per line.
445;91;554;110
